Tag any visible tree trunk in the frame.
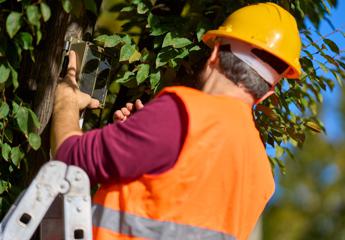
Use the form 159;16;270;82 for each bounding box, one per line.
22;1;97;179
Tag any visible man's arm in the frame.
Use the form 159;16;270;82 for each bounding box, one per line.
54;94;187;185
52;52;187;185
51;51;99;156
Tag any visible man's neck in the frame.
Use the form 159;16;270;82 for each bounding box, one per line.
201;66;255;106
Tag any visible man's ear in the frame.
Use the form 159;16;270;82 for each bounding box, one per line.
208;42;220;65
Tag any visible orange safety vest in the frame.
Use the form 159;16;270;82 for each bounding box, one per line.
92;86;275;240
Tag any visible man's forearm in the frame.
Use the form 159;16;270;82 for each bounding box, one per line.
51;96;82;156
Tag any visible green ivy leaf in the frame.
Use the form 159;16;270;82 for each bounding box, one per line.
16;106;29;136
40;2;51;22
150;71;161;89
28;133;41;150
12;102;20;115
162;32;192;49
323;38;340;54
147;13;167;36
120;6;134;12
122;35;132;45
18;32;33;50
9;65;18;90
0;65;10;83
36;28;42;45
196;22;208;42
116;71;135;84
0;180;10;194
10;146;24;167
61;0;72;13
26;5;41;27
83;0;98;15
120;44;141;63
95;34;122;48
137;2;149;14
6;12;22;38
4;128;13;143
28;109;40;129
1;143;11;161
136;64;150;84
156;48;180;68
0;101;9;119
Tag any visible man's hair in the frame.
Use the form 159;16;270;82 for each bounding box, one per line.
218;45;270;99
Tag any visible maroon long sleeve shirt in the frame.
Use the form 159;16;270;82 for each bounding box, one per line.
55;94;187;185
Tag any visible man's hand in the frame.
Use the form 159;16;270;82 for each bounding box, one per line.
54;51;99;110
51;51;99;156
114;99;144;122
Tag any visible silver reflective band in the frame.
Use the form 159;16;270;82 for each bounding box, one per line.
92;204;236;240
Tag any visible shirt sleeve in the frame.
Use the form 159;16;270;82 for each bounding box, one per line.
55;93;187;185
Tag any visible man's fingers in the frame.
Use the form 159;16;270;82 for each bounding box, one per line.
135;99;144;110
114;110;126;121
113;99;143;122
126;102;134;111
66;51;78;85
121;107;131;116
88;98;100;109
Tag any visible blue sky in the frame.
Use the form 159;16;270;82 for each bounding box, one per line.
313;1;345;142
269;1;345;203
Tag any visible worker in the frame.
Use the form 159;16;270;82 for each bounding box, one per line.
51;2;301;240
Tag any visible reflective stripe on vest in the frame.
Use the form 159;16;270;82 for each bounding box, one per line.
92;204;236;240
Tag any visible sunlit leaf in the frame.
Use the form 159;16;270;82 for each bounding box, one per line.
16;106;29;136
136;64;150;84
316;60;328;74
0;65;10;83
28;133;41;150
6;12;22;38
9;65;18;90
0;180;10;194
332;71;343;87
1;143;11;161
162;32;192;49
150;71;161;89
95;34;122;48
305;121;323;133
26;5;41;26
0;101;9;119
10;146;24;167
28;109;40;129
61;0;72;13
40;2;51;22
275;145;284;158
116;71;135;84
120;44;141;63
18;32;33;50
137;2;149;14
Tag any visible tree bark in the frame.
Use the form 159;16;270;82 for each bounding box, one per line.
23;1;96;179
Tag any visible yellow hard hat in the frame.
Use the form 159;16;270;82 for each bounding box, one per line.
202;2;301;79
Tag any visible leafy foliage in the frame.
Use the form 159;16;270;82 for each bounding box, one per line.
94;0;343;173
264;86;345;239
0;0;343;218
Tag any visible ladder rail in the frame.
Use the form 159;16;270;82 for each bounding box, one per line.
0;161;92;240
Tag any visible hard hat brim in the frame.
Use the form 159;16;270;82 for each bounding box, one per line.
202;30;301;79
